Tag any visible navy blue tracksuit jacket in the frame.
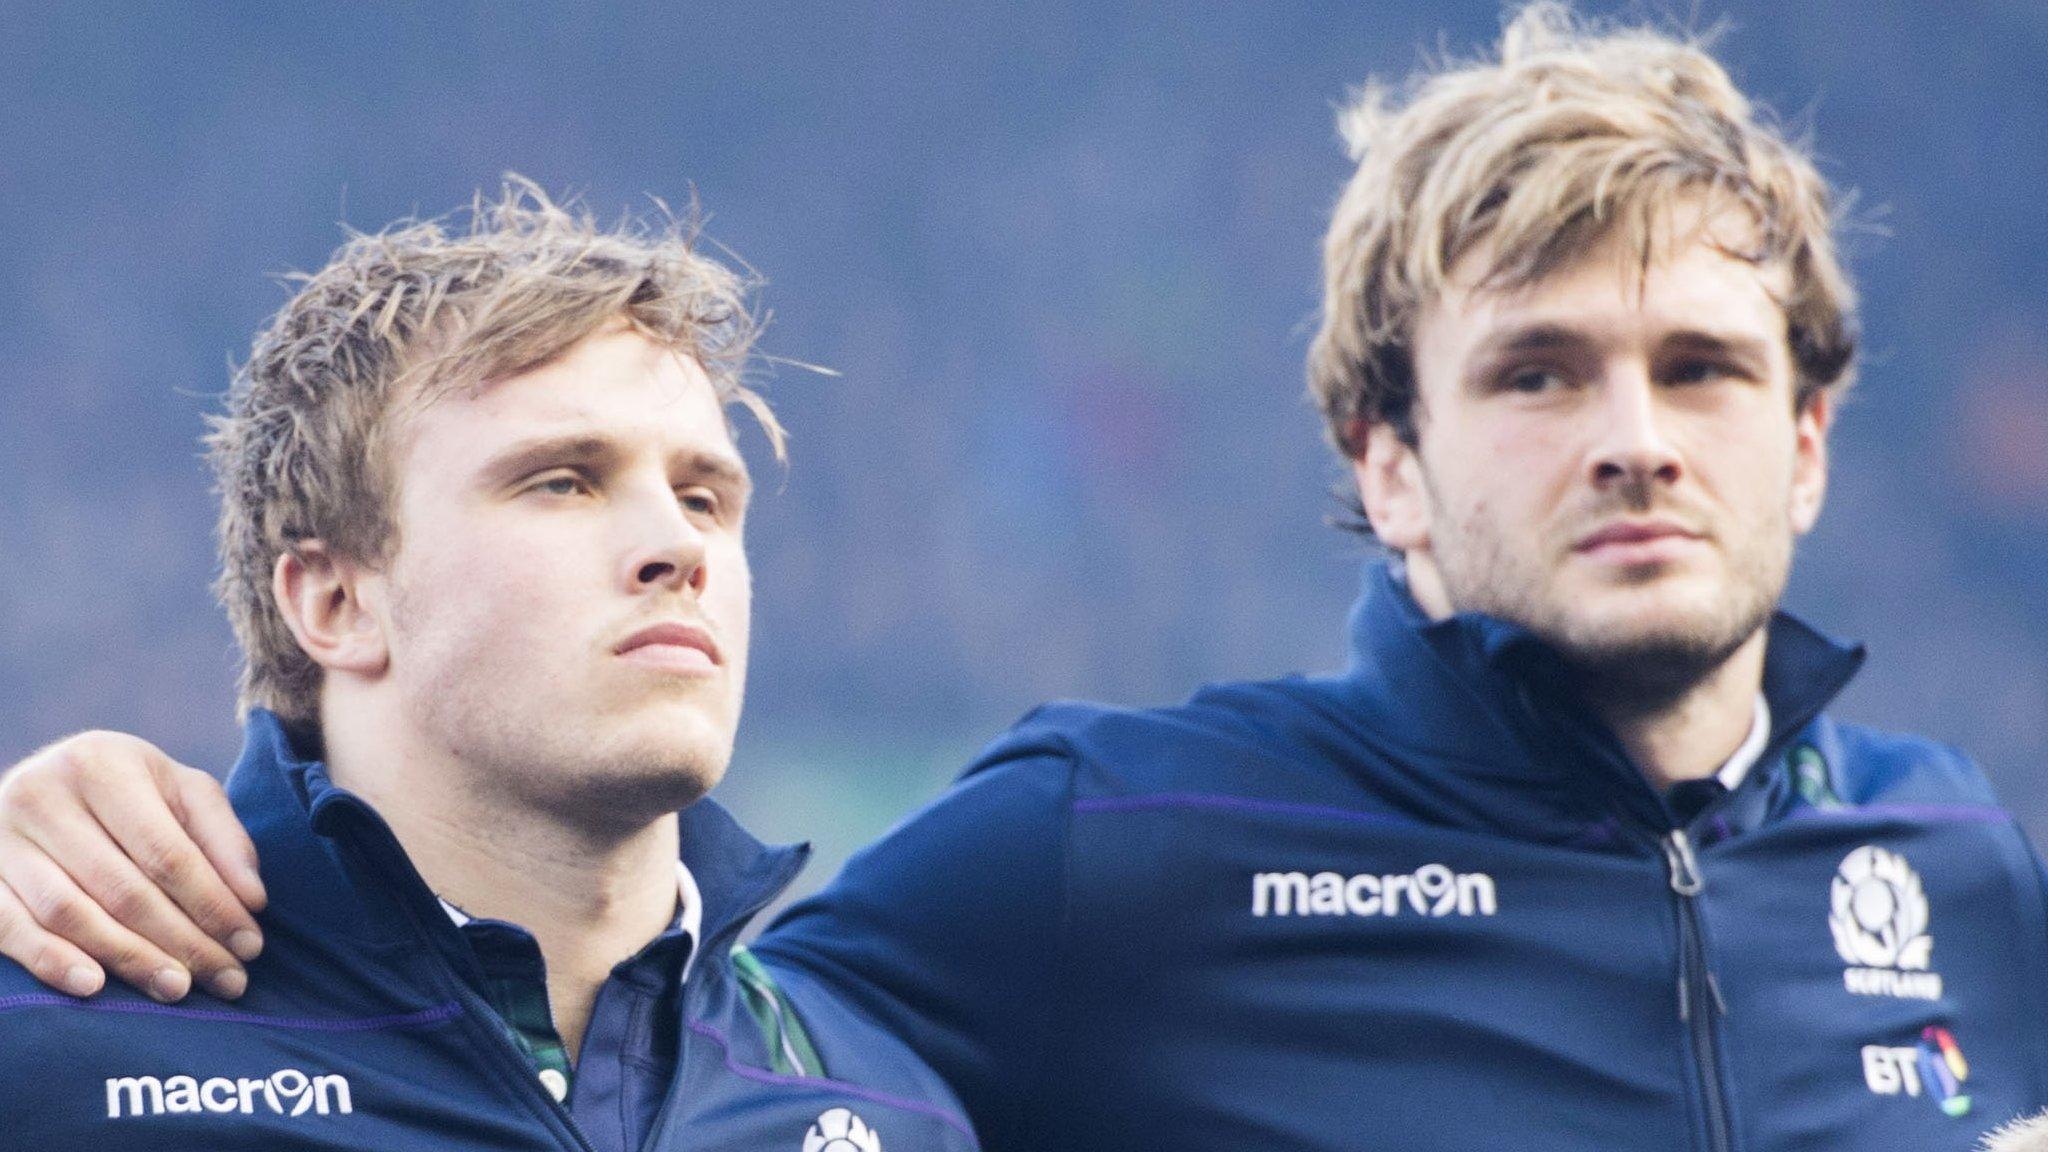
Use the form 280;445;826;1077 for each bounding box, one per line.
0;714;977;1150
759;562;2048;1151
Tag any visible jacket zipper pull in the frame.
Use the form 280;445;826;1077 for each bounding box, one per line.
1662;828;1704;897
1661;828;1728;1020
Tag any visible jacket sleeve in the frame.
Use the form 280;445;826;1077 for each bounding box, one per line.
752;741;1077;1152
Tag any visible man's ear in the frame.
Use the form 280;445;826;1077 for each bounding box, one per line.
1789;388;1833;535
272;543;389;677
1352;420;1431;551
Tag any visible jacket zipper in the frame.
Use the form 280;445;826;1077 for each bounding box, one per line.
1662;828;1733;1152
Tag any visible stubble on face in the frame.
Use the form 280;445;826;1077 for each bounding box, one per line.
1419;451;1791;704
385;570;740;834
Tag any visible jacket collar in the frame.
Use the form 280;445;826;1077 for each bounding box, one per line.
1340;559;1865;833
226;710;809;954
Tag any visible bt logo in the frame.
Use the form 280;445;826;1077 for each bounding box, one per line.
1861;1027;1970;1118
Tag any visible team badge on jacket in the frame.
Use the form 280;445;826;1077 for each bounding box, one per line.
1831;845;1942;1000
804;1107;882;1152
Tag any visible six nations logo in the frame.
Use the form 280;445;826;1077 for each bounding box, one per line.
1830;845;1942;1001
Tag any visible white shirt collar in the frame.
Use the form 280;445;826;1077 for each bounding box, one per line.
439;858;705;982
1715;694;1772;792
673;859;704;983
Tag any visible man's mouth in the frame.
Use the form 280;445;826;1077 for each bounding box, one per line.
614;622;722;673
1573;518;1705;564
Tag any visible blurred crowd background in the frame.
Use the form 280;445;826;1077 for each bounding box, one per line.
3;2;2044;897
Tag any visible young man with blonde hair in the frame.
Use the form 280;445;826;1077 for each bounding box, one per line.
4;5;2046;1150
0;186;974;1149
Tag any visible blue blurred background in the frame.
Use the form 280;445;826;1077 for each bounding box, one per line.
2;2;2044;895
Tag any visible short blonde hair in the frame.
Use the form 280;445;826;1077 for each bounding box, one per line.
208;179;783;729
1308;1;1857;464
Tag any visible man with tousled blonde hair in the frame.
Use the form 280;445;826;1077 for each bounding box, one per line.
213;179;781;735
0;182;975;1150
3;6;2046;1151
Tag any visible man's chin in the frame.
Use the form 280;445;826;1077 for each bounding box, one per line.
1544;604;1762;697
605;694;737;752
552;748;727;829
561;710;734;805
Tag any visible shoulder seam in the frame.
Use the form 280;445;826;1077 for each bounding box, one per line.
0;994;464;1033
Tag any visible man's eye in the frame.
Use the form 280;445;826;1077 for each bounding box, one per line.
1502;366;1568;394
679;490;720;517
531;474;590;497
1668;359;1736;386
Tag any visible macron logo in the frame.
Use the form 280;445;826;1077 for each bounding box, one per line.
1252;866;1497;918
106;1068;353;1119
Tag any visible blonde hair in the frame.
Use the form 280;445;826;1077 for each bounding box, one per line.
208;179;783;728
1308;1;1857;463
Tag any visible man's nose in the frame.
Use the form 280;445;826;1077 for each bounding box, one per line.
1587;368;1683;491
621;485;707;595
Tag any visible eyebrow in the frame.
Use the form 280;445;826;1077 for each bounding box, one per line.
479;433;753;498
1470;323;1774;365
1476;323;1585;357
478;434;620;489
677;448;754;499
1660;329;1774;366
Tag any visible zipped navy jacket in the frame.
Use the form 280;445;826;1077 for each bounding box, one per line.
759;562;2048;1151
0;713;978;1151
